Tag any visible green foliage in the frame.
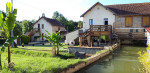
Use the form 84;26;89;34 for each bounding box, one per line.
44;30;63;55
13;21;22;36
96;49;108;54
138;45;150;73
52;11;80;32
78;21;83;28
0;3;17;39
0;47;83;73
1;52;83;73
21;35;30;44
0;36;18;52
22;20;33;34
100;35;110;41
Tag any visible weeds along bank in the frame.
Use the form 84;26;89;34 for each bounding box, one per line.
0;48;84;73
138;46;150;73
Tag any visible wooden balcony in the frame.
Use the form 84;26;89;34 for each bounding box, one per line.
80;25;112;47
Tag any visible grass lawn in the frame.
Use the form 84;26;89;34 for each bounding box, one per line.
0;45;84;73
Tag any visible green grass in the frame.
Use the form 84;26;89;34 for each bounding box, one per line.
0;45;84;73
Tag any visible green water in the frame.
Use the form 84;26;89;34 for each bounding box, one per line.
77;45;146;73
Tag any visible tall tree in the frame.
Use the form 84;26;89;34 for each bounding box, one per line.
13;21;22;36
52;11;60;19
0;2;18;69
22;20;33;34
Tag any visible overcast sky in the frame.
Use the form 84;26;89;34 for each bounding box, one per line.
0;0;150;21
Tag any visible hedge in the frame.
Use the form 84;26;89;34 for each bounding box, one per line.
21;35;30;44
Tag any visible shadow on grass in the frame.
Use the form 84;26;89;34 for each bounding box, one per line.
18;47;51;52
56;54;75;59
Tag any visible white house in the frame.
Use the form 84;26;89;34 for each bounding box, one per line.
80;2;149;40
146;27;150;45
28;16;66;42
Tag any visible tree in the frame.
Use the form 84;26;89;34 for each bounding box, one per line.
13;21;22;36
78;21;83;28
52;11;81;32
52;11;60;19
0;2;18;69
22;20;33;34
44;30;63;56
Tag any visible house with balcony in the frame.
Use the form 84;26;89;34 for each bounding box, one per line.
28;16;67;42
78;2;149;47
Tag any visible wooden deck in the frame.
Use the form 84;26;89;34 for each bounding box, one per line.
80;25;112;47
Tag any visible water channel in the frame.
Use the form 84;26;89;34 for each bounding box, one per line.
77;45;146;73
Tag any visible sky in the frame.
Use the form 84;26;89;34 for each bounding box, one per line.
0;0;150;21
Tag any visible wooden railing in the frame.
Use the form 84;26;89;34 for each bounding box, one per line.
80;29;91;39
90;25;112;32
28;28;40;37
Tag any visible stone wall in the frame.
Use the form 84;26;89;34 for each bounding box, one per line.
114;16;145;32
68;47;103;54
114;16;146;39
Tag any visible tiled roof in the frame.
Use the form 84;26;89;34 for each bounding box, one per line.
106;2;150;16
81;2;150;17
32;17;63;27
146;27;150;33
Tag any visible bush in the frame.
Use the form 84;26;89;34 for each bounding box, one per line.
21;35;30;44
138;46;150;73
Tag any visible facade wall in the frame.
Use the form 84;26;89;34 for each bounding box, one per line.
33;18;52;41
114;16;145;32
52;26;66;33
114;16;146;39
83;4;115;31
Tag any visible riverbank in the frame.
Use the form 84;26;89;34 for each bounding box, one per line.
61;43;120;73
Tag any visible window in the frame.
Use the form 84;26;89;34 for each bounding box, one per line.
38;24;40;30
130;29;133;32
104;18;108;25
89;19;93;25
136;29;138;32
125;17;132;27
142;16;150;26
42;24;44;29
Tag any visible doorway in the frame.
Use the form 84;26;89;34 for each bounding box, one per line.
104;18;108;25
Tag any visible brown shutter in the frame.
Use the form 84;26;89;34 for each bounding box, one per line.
125;17;132;27
142;16;149;26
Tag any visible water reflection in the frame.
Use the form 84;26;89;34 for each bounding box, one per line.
77;46;145;73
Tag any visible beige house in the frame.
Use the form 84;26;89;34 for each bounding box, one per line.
28;16;66;42
81;2;149;40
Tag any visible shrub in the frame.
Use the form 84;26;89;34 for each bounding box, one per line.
21;35;30;44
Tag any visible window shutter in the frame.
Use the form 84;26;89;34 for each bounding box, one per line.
143;16;149;26
125;17;132;27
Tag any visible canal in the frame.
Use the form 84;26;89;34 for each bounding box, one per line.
77;45;146;73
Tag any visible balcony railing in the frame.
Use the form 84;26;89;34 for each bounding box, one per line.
90;25;112;32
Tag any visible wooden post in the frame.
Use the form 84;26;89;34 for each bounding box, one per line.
8;45;11;64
